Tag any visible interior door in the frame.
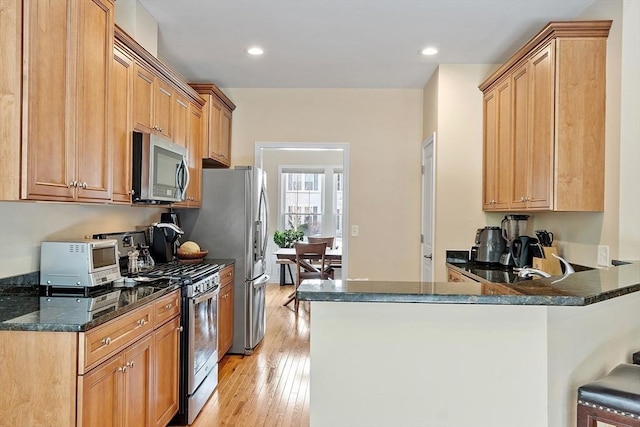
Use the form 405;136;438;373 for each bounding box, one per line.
421;134;435;282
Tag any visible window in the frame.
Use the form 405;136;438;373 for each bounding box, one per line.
280;167;343;245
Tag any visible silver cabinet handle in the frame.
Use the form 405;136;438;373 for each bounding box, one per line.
164;303;172;310
125;361;134;369
68;181;78;188
101;337;111;346
81;182;87;189
136;319;147;326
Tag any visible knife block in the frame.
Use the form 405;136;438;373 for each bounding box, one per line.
532;247;563;275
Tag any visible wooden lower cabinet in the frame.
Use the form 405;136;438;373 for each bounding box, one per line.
0;290;181;427
447;268;478;283
80;334;153;427
153;316;181;427
218;264;235;360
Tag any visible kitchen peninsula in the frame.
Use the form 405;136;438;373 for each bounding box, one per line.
297;263;640;427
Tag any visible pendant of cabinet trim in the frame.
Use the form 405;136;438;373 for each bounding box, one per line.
480;20;611;212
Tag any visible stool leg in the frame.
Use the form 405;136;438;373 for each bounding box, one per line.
576;404;596;427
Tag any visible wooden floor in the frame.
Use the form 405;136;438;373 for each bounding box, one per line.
190;284;310;427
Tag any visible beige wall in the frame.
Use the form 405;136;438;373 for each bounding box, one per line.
225;88;424;281
422;64;499;281
0;201;165;278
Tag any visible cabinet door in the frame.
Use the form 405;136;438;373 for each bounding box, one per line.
219;107;232;164
154;80;173;138
153;316;181;427
206;96;223;159
123;335;153;427
527;43;554;209
23;0;75;200
482;78;511;210
186;104;203;206
80;353;125;427
111;46;133;203
133;63;154;132
172;94;189;149
218;283;234;359
74;0;113;202
511;61;530;209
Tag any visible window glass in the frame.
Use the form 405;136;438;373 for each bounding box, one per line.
280;168;342;247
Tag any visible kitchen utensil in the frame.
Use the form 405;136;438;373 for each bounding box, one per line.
532;247;563;275
535;230;554;247
509;236;541;268
474;227;506;264
501;215;530;242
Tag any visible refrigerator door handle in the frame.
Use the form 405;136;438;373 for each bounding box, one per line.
260;174;269;258
252;275;270;289
254;220;263;261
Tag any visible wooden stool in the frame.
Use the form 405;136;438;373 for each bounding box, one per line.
577;363;640;426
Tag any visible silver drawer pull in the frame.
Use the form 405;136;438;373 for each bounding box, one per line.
125;361;134;369
137;319;147;326
164;303;173;310
101;337;111;346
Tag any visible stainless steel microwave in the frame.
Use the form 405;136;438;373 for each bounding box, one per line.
40;240;121;287
132;131;189;204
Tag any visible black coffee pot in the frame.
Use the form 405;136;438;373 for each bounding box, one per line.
509;236;543;268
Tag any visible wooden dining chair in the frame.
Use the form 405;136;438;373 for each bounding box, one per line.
283;242;329;312
307;237;336;279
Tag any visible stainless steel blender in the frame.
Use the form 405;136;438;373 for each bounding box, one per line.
499;214;530;266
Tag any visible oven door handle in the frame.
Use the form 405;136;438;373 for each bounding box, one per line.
191;287;219;305
252;275;270;289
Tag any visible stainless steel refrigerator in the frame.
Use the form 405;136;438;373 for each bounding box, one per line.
178;166;269;354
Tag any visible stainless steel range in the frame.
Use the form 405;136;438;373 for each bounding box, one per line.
94;230;221;425
142;261;220;425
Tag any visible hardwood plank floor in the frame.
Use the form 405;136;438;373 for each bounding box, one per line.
189;284;310;427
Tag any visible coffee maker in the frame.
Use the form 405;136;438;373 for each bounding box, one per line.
499;214;529;266
149;212;184;263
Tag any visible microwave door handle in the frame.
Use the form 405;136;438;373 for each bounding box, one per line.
176;157;190;200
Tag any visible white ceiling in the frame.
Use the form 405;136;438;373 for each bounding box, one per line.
138;0;597;89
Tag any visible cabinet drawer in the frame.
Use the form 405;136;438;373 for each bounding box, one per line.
220;265;234;287
80;304;154;373
154;290;181;326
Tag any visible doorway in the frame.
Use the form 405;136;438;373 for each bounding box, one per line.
421;133;435;281
255;142;350;282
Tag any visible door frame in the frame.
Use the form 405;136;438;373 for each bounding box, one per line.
255;142;350;281
421;133;436;282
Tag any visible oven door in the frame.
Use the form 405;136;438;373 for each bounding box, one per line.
187;286;219;395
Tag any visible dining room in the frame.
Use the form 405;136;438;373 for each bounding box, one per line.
256;143;349;286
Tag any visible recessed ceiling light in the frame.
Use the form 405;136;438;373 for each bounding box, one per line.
420;47;438;56
247;46;264;56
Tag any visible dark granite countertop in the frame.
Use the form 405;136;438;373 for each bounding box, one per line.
297;262;640;306
0;282;181;332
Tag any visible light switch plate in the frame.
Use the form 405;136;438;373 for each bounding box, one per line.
351;225;359;237
597;245;609;266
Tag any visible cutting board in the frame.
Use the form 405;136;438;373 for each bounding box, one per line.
532;247;563;275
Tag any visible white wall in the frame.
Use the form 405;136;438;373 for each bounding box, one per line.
0;201;165;278
225;88;424;281
114;0;158;56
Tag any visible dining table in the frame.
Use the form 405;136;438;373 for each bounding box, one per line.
274;247;342;285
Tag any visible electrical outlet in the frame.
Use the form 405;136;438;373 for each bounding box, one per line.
597;245;609;266
351;225;359;237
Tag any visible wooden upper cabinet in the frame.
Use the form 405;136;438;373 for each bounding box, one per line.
482;77;511;210
190;83;236;168
479;20;610;212
174;103;203;207
133;62;154;132
111;45;134;203
172;93;190;149
132;62;174;138
22;0;113;202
